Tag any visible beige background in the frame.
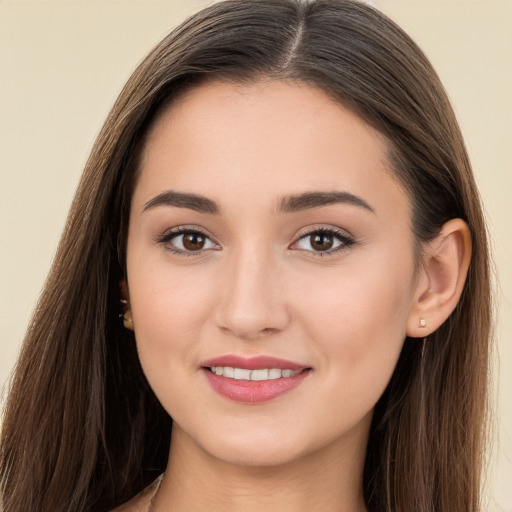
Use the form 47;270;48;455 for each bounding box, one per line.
0;0;510;510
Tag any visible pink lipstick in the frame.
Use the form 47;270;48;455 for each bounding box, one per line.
201;355;311;403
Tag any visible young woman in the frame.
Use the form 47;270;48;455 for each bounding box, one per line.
0;1;491;511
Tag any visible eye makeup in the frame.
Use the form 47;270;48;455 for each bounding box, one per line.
155;226;221;257
155;224;356;258
291;226;355;256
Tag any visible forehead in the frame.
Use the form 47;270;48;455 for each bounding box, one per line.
134;79;410;221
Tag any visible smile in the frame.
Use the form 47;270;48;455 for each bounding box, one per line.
201;355;311;403
207;366;302;380
201;356;311;403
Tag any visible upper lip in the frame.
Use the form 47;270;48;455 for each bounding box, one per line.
201;355;309;371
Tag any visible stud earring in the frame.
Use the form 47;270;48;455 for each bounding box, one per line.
123;311;134;330
419;318;427;328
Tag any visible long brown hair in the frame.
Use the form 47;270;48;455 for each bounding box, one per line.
0;1;491;511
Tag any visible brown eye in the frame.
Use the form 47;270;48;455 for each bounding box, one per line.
293;228;353;255
161;229;219;254
310;233;334;251
182;232;206;251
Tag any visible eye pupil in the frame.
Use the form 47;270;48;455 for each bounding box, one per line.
183;233;205;250
311;233;334;251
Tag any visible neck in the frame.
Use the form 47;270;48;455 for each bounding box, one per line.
152;424;368;512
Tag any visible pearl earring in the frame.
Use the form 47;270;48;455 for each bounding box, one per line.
419;318;427;328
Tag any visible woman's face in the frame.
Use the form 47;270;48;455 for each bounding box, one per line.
126;80;419;467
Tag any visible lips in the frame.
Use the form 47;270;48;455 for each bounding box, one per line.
202;355;306;371
201;355;311;403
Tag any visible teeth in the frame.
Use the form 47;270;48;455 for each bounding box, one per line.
251;369;269;381
209;366;302;381
268;368;282;379
234;368;251;380
223;366;234;378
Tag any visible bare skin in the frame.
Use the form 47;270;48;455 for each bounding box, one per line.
119;80;471;512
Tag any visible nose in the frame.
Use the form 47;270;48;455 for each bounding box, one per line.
214;247;290;341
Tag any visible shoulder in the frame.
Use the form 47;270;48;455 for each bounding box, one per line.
111;476;162;512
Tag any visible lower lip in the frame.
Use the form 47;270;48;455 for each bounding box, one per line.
202;368;310;403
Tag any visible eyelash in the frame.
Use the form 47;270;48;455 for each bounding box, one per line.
156;227;220;257
156;226;355;257
292;227;355;256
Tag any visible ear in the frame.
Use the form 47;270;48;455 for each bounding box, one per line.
406;218;471;338
119;279;134;331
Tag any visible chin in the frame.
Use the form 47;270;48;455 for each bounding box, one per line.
192;422;331;469
208;441;307;468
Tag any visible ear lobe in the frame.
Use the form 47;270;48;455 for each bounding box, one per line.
406;218;471;338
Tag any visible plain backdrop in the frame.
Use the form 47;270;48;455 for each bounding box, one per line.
1;0;510;510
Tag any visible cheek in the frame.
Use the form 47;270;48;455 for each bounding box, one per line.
294;254;415;388
127;264;223;421
127;258;218;377
299;265;411;330
288;264;415;439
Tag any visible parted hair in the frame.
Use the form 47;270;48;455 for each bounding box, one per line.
0;1;491;511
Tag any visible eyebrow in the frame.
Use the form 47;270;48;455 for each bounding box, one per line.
279;191;374;214
143;191;220;214
142;190;374;215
